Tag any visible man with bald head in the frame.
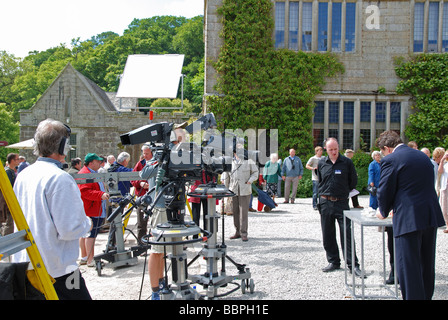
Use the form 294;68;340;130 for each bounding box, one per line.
317;137;362;277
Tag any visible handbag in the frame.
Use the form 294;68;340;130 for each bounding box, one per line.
367;185;377;196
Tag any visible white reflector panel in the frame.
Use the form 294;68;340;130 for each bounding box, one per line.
116;54;184;98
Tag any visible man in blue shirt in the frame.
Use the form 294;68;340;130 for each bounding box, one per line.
281;149;303;204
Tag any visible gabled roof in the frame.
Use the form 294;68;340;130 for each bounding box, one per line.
66;63;118;112
30;62;118;113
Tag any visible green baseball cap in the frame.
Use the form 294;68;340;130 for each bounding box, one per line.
84;153;103;163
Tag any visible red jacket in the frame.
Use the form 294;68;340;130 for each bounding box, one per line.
78;166;104;217
131;159;148;196
188;171;218;204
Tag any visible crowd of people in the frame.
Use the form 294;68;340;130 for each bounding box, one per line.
1;118;447;301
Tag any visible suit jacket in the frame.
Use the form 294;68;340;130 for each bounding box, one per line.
377;144;445;237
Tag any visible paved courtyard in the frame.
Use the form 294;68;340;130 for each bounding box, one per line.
80;195;448;301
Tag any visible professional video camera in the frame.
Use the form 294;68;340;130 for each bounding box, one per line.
119;113;257;224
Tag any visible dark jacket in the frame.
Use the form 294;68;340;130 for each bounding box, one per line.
377;144;445;237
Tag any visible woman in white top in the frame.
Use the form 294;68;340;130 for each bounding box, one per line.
438;151;448;233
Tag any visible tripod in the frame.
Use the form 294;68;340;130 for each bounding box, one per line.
188;183;254;299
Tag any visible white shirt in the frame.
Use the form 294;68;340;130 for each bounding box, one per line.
12;159;91;278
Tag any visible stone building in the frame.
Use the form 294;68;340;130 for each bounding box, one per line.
204;0;445;151
19;63;194;165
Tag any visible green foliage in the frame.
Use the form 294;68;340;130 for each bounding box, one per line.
0;15;204;121
207;0;344;159
395;54;448;149
0;103;20;163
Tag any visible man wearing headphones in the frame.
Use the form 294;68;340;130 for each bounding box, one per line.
12;119;93;299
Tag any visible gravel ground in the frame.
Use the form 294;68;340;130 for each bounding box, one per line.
80;195;448;301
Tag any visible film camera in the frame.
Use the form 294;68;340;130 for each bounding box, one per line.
118;113;258;225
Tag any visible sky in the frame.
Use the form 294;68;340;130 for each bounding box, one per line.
0;0;204;59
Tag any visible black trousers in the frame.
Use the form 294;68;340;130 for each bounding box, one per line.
53;269;92;300
319;198;359;268
395;227;438;300
191;199;208;239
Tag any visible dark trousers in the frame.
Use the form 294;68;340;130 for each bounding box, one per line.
395;227;438;300
53;269;92;300
191;199;208;239
319;198;359;268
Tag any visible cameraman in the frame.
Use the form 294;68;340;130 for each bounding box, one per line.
12;119;92;299
139;125;187;300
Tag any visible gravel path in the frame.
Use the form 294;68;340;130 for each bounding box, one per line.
80;195;448;301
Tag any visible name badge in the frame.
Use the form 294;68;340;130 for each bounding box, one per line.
335;170;342;175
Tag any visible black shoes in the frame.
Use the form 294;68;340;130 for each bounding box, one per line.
322;263;366;278
349;266;367;278
322;263;340;272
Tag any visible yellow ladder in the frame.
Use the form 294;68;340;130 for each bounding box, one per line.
0;160;58;300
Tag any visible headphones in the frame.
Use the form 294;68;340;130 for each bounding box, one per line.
58;124;72;155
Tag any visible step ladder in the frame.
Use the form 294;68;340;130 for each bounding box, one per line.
0;160;58;300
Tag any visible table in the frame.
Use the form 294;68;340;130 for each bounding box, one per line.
343;209;399;299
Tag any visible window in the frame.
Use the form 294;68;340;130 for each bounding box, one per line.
413;1;448;53
289;2;299;50
69;134;77;145
414;2;424;52
428;2;440;52
332;2;342;52
329;128;338;139
443;2;448;52
275;2;285;49
360;129;371;152
274;1;357;52
343;129;353;150
318;2;328;51
390;102;401;123
343;101;354;124
376;102;386;123
314;101;324;123
329;101;339;123
313;129;325;147
360;102;371;122
302;2;313;51
345;2;356;52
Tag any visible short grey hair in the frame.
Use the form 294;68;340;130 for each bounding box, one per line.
371;150;381;159
117;152;130;164
33;119;69;157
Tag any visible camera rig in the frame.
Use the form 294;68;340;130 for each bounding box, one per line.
116;113;255;299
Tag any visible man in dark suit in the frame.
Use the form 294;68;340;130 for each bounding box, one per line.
376;131;445;300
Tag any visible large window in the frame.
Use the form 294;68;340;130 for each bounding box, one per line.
275;1;357;53
414;1;448;53
312;99;404;150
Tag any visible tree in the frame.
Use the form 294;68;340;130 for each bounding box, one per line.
0;103;19;163
395;54;448;149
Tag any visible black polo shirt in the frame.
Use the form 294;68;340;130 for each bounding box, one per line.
317;154;357;199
